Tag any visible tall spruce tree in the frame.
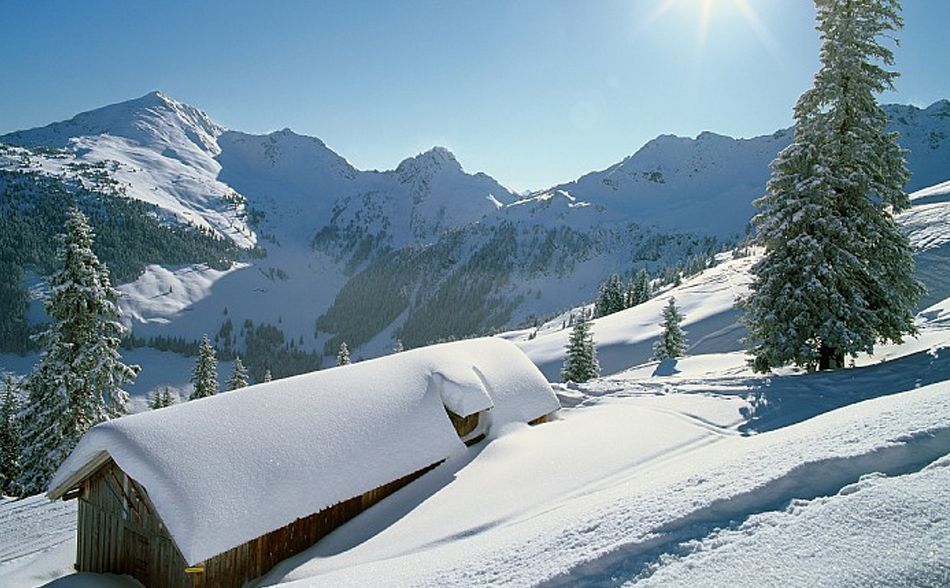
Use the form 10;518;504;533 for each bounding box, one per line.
227;356;249;390
337;342;351;366
18;208;138;494
190;335;218;399
742;0;922;372
654;297;688;361
561;310;599;383
1;376;21;496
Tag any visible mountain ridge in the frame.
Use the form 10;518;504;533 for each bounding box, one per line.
1;91;947;378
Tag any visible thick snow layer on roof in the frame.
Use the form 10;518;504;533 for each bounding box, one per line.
48;337;558;565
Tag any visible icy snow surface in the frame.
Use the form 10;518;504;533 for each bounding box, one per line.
46;338;558;565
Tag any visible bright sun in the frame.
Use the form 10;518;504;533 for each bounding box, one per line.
641;0;779;60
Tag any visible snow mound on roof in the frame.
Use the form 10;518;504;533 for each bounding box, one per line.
48;338;558;565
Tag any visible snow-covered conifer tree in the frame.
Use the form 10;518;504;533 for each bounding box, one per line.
148;388;163;410
654;297;688;361
561;310;599;383
190;335;218;399
226;356;249;390
626;269;652;308
595;274;626;317
0;376;21;496
148;386;176;409
743;0;922;372
263;369;273;383
18;208;138;494
337;342;351;366
393;339;404;353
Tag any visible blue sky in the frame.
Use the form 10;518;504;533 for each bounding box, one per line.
1;0;948;191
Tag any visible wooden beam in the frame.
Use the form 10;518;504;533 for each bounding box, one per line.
48;451;111;500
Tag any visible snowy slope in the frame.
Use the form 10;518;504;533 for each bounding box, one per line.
257;343;950;587
626;458;950;587
512;178;950;381
3;250;948;588
5;300;947;587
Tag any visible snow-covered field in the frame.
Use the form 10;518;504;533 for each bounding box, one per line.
3;291;948;587
251;304;949;587
1;177;947;586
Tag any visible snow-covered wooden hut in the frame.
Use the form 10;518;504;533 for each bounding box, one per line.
47;338;559;588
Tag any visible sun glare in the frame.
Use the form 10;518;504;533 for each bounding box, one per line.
637;0;781;63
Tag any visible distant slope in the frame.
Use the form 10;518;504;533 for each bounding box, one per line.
512;178;950;381
534;100;950;239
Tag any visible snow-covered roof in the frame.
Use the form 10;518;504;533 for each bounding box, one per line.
48;337;559;565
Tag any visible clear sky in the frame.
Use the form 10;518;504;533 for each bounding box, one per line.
1;0;948;191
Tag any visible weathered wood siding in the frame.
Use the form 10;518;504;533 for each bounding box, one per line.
78;461;190;588
73;410;556;587
76;459;440;588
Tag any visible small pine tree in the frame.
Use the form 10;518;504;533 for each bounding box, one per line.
393;339;404;353
654;297;688;361
226;356;249;391
148;386;176;409
337;342;351;366
561;310;599;383
1;376;21;496
626;269;652;308
595;274;626;318
263;369;273;383
18;208;139;494
190;335;218;400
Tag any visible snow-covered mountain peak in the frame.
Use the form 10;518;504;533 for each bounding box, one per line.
218;128;354;176
395;146;463;179
1;91;224;156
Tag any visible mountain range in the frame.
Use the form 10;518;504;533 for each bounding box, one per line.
1;91;948;383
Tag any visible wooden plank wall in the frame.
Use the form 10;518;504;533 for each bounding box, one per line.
77;461;191;588
199;460;441;587
75;459;440;588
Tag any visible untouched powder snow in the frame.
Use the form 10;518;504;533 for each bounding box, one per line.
46;338;558;565
115;262;249;327
265;378;950;588
625;457;950;587
257;293;950;587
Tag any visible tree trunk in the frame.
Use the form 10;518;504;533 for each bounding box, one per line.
818;344;845;370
